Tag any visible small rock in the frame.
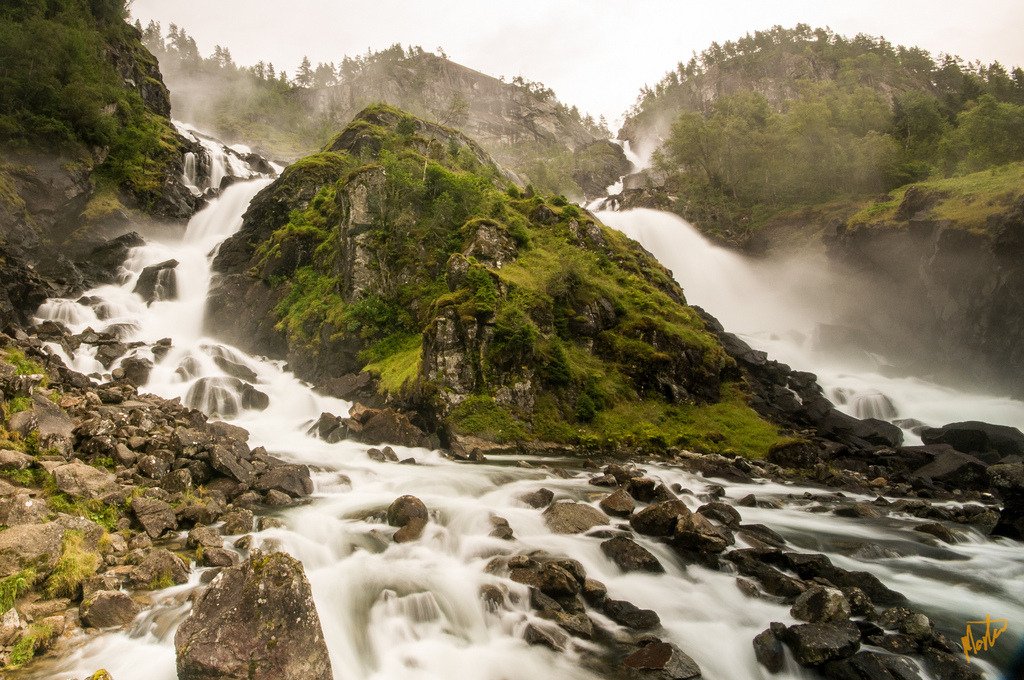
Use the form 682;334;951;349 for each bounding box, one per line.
603;599;661;630
600;489;637;517
781;621;860;666
520;487;555;509
542;501;607;534
621;641;701;679
790;585;851;623
601;536;664;573
753;627;784;673
80;590;140;629
630;500;692;537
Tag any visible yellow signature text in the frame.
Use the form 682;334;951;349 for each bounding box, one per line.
961;615;1009;663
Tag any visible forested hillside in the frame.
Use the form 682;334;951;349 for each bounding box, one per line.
139;24;622;197
619;25;1024;244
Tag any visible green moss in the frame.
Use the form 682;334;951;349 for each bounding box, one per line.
4;396;32;415
47;493;121;532
6;622;54;669
0;569;35;613
45;530;100;598
449;396;529;443
363;335;423;393
4;348;46;377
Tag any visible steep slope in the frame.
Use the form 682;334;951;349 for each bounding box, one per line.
207;105;782;456
0;0;207;297
142;34;627;198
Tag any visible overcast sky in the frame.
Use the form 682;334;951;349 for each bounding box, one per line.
131;0;1024;126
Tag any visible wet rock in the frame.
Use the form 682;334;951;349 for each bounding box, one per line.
737;524;787;549
520;487;555;509
524;622;569;650
835;502;884;519
254;464;312;498
604;599;661;630
128;549;188;589
877;607;931;638
221;509;255;534
626;477;675;503
542;501;607;534
601;536;664;573
119;356;153;387
202;547;240;568
209;444;256;486
341;405;438;449
921;648;985;680
909;447;989;490
489;515;514;540
630;500;692;537
921;421;1024;458
51;460;118;499
753;627;785;673
670;512;733;553
185;377;269;417
791;585;851;623
913;522;958;543
621;641;702;679
600;489;636;517
80;590;140;628
387;495;428;542
133;259;179;304
782;621;861;666
696;502;741;529
724;550;805;599
366;446;399;463
131;497;177;538
175;551;332;680
187;526;223;550
989;462;1024;539
822;650;924;680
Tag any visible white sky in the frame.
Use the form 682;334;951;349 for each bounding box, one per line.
131;0;1024;126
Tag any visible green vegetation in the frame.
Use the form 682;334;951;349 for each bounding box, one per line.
255;106;783;456
0;569;35;613
849;162;1024;231
0;0;183;208
5;348;46;377
140;27;606;194
45;530;100;598
6;622;54;668
627;25;1024;241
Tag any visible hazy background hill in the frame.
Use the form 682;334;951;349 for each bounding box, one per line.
140;24;628;197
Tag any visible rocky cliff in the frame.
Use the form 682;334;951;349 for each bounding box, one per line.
208;104;784;457
0;8;208;299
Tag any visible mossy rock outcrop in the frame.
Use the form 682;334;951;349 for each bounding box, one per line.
208;104;783;456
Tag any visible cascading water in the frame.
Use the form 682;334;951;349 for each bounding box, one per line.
596;208;1024;439
27;149;1021;680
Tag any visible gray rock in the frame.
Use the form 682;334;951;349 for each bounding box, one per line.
520;487;555;509
131;497;177;538
600;489;636;517
601;536;664;573
822;651;923;680
621;641;701;679
543;501;607;534
603;599;661;630
52;461;118;499
128;549;189;589
753;627;785;673
80;590;140;628
791;585;852;623
630;500;691;537
782;621;861;667
175;552;332;680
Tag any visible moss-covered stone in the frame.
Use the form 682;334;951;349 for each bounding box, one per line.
209;105;785;457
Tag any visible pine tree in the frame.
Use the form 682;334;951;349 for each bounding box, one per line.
295;56;313;87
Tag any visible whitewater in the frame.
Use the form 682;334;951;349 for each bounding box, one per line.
24;138;1022;680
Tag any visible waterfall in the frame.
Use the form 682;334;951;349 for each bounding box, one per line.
30;140;1020;680
596;208;1024;439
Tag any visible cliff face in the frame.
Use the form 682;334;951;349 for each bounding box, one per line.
0;13;206;301
208;105;784;456
825;189;1024;396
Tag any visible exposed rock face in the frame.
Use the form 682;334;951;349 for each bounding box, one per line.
133;259;179;304
827;197;1024;398
175;552;332;680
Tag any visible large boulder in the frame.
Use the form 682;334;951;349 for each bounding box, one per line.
51;461;118;499
630;500;692;537
781;622;861;667
620;641;702;680
175;551;332;680
542;501;607;534
601;536;664;573
921;421;1024;458
988;462;1024;540
133;259;179;304
80;590;140;629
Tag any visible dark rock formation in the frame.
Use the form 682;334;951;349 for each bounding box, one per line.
175;552;332;680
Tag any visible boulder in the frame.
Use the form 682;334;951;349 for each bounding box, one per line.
603;599;661;630
601;536;664;573
254;464;313;498
175;552;331;680
921;421;1024;458
909;447;988;489
817;410;903;448
133;259;179;304
781;622;861;667
131;497;178;538
127;549;188;589
542;501;607;534
80;590;140;629
630;500;692;537
621;641;701;680
119;356;153;387
0;522;65;576
51;461;118;499
696;502;741;529
387;495;428;542
670;512;733;553
342;406;437;449
791;585;851;623
520;487;555;509
752;627;785;673
600;489;637;517
822;651;923;680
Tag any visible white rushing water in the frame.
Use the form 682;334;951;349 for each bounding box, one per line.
596;208;1024;440
28;159;1022;679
